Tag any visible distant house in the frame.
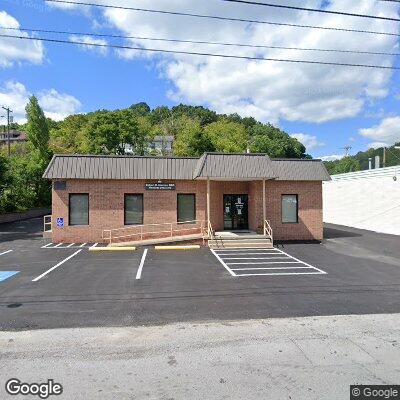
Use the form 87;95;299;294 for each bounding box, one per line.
0;130;28;146
124;135;174;155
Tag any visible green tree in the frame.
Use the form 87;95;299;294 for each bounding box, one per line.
332;157;360;174
171;104;218;126
129;102;151;116
203;120;247;153
173;116;213;156
84;109;141;155
25;96;50;159
249;123;307;158
50;114;89;154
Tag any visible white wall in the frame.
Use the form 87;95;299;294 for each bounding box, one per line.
323;166;400;235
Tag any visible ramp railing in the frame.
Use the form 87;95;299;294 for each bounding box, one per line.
44;215;52;232
263;219;273;243
103;220;206;245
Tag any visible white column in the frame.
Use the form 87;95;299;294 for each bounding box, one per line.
262;179;266;225
207;178;211;227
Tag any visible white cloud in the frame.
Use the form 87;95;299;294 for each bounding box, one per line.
320;154;344;161
359;116;400;147
291;133;325;151
94;0;398;123
368;141;389;149
38;89;82;121
0;81;81;122
0;11;44;67
69;35;108;55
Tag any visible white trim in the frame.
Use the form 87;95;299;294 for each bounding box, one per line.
135;249;148;280
32;249;82;282
0;249;13;256
210;249;236;277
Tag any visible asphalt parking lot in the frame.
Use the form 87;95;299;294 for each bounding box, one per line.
0;218;400;330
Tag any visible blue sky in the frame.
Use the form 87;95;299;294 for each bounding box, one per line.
1;0;400;160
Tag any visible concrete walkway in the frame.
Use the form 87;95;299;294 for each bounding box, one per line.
1;313;399;399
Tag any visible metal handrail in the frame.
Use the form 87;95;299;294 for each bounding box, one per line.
263;219;273;242
207;220;214;238
44;215;52;232
103;220;206;244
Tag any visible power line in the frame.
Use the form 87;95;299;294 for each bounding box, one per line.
2;33;399;69
2;25;400;57
220;0;400;22
44;0;400;38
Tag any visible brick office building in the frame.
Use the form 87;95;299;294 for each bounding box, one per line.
43;153;330;244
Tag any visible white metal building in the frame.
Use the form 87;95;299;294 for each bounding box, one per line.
323;166;400;235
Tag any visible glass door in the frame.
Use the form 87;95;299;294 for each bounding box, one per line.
223;194;249;230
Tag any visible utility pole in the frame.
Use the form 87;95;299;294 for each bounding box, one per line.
340;145;352;157
1;106;12;156
383;146;386;168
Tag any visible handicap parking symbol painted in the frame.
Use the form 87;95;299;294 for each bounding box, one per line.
0;271;19;282
56;217;64;228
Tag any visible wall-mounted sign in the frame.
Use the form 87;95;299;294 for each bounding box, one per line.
56;217;64;228
54;181;66;190
145;183;176;191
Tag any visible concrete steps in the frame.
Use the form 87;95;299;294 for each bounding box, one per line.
208;236;273;249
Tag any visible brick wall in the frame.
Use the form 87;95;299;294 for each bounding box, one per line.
52;179;207;243
51;178;323;243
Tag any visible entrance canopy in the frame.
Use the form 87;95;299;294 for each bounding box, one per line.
193;153;277;180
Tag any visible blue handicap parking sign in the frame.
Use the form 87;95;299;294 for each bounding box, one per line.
57;217;64;228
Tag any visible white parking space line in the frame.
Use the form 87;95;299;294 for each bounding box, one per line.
80;243;87;247
227;261;301;265
0;249;13;256
42;243;53;248
136;249;148;280
90;243;99;249
211;246;326;277
236;271;326;277
32;249;83;282
66;243;75;248
54;243;63;248
223;256;289;260
274;248;327;274
214;248;280;252
231;266;311;270
216;252;280;256
210;249;236;277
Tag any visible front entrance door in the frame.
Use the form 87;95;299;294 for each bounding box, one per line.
223;194;249;230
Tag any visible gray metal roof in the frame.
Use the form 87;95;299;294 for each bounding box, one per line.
271;159;331;181
193;153;276;179
43;155;198;180
43;153;331;181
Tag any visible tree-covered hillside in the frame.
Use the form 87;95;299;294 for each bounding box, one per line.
324;143;400;175
0;101;309;213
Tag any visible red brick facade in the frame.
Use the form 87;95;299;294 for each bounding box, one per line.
51;179;323;243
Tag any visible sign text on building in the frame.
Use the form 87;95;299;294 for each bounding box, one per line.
145;183;176;191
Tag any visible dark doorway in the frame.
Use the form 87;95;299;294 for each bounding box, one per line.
223;194;249;230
